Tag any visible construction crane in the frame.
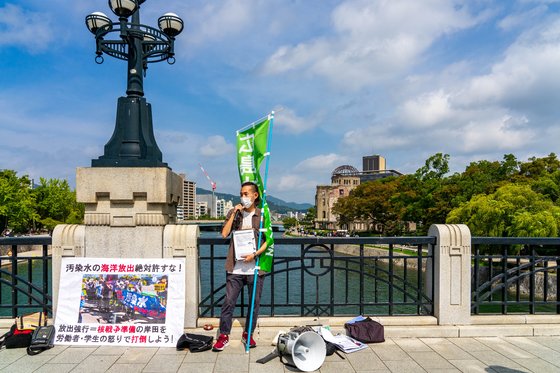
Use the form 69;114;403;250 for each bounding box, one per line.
198;163;217;218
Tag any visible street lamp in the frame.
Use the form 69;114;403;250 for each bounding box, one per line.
85;0;184;167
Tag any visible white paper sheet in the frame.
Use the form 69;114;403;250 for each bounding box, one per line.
233;229;256;260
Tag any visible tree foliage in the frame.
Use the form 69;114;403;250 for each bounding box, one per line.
0;170;38;233
282;217;298;230
333;176;410;235
300;207;316;229
447;184;560;237
330;152;560;237
0;170;84;234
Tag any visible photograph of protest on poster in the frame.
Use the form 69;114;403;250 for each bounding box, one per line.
55;258;185;347
79;274;169;325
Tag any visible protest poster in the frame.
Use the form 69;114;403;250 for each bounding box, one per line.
55;257;185;347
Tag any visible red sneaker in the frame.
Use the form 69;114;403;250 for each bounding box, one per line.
241;331;256;348
212;333;229;351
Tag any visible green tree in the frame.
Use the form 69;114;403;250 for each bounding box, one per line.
332;193;358;230
282;216;298;230
407;153;521;235
326;152;560;238
40;217;61;232
404;154;452;234
499;153;520;179
300;207;316;229
518;153;560;179
457;160;502;201
0;170;38;233
530;170;560;203
414;153;450;181
33;177;84;229
447;184;560;237
333;177;407;235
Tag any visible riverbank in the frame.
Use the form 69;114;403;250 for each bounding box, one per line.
0;244;52;267
333;243;427;271
331;242;558;302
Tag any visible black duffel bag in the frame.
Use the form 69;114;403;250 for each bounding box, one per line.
0;324;33;349
176;333;213;352
344;317;384;343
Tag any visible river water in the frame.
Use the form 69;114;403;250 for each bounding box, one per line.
198;231;427;317
0;258;51;317
1;232;425;318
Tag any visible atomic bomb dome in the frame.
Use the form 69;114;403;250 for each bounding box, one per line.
331;165;359;177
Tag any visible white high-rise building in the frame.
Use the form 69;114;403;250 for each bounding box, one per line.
216;199;235;217
196;201;208;217
216;199;225;218
225;200;234;212
177;173;196;221
196;194;216;218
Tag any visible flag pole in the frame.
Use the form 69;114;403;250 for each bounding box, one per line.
245;111;274;353
236;113;271;134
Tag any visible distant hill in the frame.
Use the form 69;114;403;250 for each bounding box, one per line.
265;195;314;212
196;188;312;213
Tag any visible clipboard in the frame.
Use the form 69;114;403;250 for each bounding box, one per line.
233;229;256;260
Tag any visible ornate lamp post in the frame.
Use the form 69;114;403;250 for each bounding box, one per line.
85;0;184;167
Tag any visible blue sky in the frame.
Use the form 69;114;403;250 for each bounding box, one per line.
1;0;560;204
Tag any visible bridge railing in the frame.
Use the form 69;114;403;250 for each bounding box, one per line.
198;236;436;318
471;237;560;315
0;236;52;318
2;228;560;322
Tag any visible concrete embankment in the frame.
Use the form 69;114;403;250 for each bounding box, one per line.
0;244;52;267
333;243;427;271
474;265;558;301
334;244;558;301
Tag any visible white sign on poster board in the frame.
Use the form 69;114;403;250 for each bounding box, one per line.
55;257;185;347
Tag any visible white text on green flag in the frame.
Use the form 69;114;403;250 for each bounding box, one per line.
236;117;274;272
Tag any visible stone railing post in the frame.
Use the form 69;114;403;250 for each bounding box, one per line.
51;167;184;320
52;224;86;316
427;224;471;325
164;224;200;328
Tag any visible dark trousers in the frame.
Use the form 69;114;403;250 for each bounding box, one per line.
219;273;264;335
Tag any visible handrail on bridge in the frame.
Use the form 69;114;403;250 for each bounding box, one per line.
2;234;560;318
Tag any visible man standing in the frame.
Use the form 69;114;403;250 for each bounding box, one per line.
212;181;268;351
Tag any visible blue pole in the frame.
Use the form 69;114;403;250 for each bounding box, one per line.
245;111;274;353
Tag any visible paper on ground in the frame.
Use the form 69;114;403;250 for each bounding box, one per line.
319;327;367;353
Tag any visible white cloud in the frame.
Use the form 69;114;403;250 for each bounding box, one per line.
460;115;535;153
0;4;55;53
155;129;234;163
273;106;318;134
343;125;409;151
397;90;453;128
275;174;318;193
260;40;329;75
0;107;107;187
344;15;560;164
182;0;253;46
261;0;484;90
199;135;235;157
266;153;355;202
455;18;560;114
498;5;547;31
295;153;350;172
4;0;560;205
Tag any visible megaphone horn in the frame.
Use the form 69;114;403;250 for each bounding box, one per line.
277;331;326;372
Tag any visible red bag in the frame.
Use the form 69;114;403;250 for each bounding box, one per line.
0;312;45;349
0;324;33;349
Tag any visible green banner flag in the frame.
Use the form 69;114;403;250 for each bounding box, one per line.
236;117;274;272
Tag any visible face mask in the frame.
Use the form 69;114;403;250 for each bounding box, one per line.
240;196;253;208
